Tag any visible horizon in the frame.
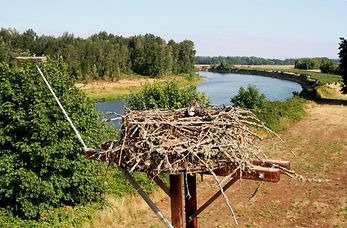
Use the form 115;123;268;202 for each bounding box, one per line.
1;0;346;59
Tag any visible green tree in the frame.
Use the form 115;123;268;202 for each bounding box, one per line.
319;61;336;74
0;60;115;218
338;37;347;94
127;80;208;110
230;85;266;110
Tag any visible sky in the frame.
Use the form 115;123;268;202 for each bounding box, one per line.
1;0;347;59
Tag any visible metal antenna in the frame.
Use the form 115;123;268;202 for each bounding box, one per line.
15;57;88;150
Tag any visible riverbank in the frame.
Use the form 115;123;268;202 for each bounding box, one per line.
76;74;203;102
198;65;343;89
209;68;312;89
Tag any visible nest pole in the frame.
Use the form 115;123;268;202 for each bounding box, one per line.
184;174;197;228
170;174;184;228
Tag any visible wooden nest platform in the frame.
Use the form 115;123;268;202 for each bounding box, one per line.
86;104;280;176
85;103;293;227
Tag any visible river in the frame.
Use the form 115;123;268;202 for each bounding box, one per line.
95;71;302;128
197;71;302;105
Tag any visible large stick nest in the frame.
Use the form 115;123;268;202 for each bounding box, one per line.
104;102;272;176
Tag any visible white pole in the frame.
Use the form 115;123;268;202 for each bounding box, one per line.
34;63;88;150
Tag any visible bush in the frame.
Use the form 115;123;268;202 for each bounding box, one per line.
0;60;116;218
295;57;333;70
319;62;337;74
127;80;208;110
255;97;306;132
230;85;266;110
231;86;306;132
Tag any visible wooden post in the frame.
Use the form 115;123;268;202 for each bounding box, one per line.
170;175;183;228
185;174;197;228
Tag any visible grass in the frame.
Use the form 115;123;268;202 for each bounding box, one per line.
77;73;204;102
235;65;343;85
316;85;347;100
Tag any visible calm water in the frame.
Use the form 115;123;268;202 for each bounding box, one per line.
95;72;302;128
95;99;126;129
197;71;302;105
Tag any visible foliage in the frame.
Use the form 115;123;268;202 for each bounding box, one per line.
127;80;209;110
105;169;165;198
236;66;342;85
195;56;297;65
338;37;347;94
0;28;196;79
0;60;116;218
231;86;306;132
294;57;333;70
319;61;337;74
255;96;306;132
230;85;266;110
0;202;102;228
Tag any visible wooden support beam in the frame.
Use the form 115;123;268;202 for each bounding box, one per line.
170;175;184;228
149;174;170;196
251;159;290;170
184;175;197;228
212;166;280;183
241;166;280;182
187;178;238;223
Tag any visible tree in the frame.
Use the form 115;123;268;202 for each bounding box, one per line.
338;37;347;94
319;61;336;74
127;80;208;110
230;85;266;110
0;60;115;218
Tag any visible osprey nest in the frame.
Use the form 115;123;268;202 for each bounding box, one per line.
98;102;276;176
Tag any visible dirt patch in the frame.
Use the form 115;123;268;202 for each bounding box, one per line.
76;78;160;90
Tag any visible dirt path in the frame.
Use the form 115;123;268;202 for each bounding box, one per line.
145;103;347;228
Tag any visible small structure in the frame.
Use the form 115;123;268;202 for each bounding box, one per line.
85;105;291;228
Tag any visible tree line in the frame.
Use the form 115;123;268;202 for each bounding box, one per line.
195;56;297;65
0;28;196;80
294;57;343;75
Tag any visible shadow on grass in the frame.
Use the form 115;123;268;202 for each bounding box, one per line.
314;98;347;106
300;88;347;106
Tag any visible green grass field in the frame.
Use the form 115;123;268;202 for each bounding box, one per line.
237;66;343;85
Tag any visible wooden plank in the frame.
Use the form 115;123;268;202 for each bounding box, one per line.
184;175;197;228
170;175;183;228
241;166;280;182
187;178;238;223
149;174;170;196
15;56;47;62
212;166;280;182
251;159;290;170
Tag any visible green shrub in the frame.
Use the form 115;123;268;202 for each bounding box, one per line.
319;62;337;74
230;85;266;110
231;86;306;132
255;96;306;132
0;60;116;218
127;80;208;110
295;57;333;70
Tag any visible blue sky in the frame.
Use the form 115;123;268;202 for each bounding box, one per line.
1;0;346;59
